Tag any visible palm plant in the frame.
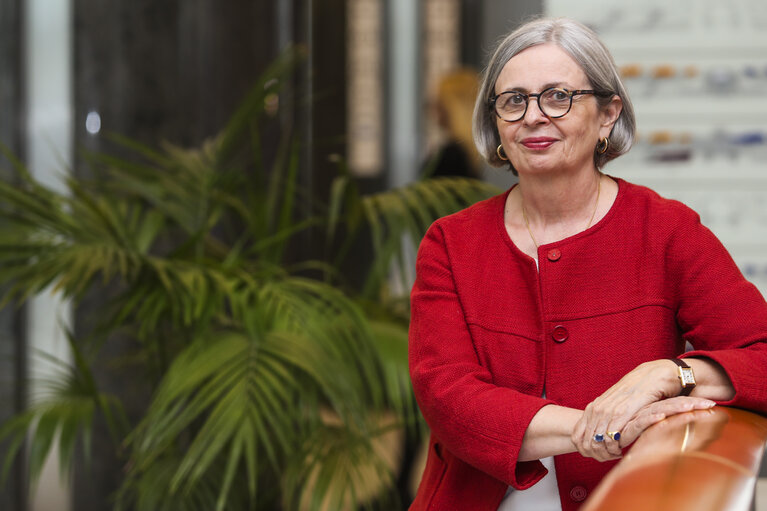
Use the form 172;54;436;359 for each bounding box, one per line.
0;48;501;510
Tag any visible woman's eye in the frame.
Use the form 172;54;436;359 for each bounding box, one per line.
508;94;526;105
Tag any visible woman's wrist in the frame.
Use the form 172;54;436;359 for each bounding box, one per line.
520;405;583;461
683;357;735;401
664;358;691;397
645;359;686;398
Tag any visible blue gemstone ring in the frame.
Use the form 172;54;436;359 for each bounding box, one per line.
607;431;621;441
593;433;604;442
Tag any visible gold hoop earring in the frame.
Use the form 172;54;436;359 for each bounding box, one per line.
496;144;508;161
597;137;610;155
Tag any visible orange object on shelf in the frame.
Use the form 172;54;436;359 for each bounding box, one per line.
652;64;676;79
649;131;674;145
620;64;643;78
683;65;700;78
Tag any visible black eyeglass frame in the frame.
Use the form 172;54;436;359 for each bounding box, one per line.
488;88;612;122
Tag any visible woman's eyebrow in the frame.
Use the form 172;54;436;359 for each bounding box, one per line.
496;82;569;94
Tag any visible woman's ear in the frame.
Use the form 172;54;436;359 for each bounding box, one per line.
599;95;623;138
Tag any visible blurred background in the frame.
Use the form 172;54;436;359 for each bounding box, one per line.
1;0;766;510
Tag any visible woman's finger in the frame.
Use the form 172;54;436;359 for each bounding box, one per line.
620;411;667;447
619;397;715;447
602;427;624;456
573;401;619;461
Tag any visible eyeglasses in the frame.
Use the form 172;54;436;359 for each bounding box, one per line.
488;87;609;122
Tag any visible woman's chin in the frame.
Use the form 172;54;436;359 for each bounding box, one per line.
515;157;561;175
514;153;595;177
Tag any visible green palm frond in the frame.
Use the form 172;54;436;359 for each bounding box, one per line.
0;332;127;487
116;455;253;511
127;291;383;511
362;176;501;247
368;320;421;432
0;170;168;306
356;176;501;298
283;413;403;511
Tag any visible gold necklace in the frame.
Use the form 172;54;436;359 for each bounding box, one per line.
522;175;602;249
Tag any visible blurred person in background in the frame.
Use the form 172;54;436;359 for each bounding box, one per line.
408;17;767;511
423;68;482;178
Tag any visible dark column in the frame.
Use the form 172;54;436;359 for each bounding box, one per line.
479;0;543;66
74;0;279;156
72;1;280;509
0;0;27;508
309;0;347;199
461;0;485;69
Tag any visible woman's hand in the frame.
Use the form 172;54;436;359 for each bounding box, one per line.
571;360;716;461
617;397;717;451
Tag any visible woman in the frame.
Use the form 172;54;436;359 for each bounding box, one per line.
423;68;482;178
408;17;767;511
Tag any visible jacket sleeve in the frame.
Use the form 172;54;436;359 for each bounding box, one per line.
669;208;767;411
409;222;554;490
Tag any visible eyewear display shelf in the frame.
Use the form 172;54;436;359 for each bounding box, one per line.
546;0;767;297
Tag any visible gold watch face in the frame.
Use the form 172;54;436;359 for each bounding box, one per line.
680;367;695;386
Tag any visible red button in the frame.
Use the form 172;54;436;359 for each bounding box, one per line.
547;248;561;261
569;485;588;502
552;325;568;343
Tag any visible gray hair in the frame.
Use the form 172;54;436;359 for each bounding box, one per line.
472;17;635;173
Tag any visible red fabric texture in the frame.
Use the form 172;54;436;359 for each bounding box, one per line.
408;178;767;510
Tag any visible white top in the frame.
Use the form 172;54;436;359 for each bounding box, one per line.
497;455;561;511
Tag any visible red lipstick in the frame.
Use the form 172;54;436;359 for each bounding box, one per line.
521;137;557;150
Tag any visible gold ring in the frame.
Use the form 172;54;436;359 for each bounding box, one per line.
607;431;621;441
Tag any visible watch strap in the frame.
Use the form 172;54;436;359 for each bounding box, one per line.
669;358;695;396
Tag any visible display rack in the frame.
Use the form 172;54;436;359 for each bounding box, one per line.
546;0;767;294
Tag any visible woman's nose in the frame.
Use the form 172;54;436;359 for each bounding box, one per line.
522;98;548;125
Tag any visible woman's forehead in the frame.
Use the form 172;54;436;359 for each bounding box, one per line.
495;44;587;91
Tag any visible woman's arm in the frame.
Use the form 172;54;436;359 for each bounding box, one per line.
670;208;767;412
410;222;555;489
518;405;582;461
523;393;716;462
570;204;767;459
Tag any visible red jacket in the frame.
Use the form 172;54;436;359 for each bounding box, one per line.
409;179;767;510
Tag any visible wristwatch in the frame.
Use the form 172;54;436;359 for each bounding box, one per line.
670;358;696;396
